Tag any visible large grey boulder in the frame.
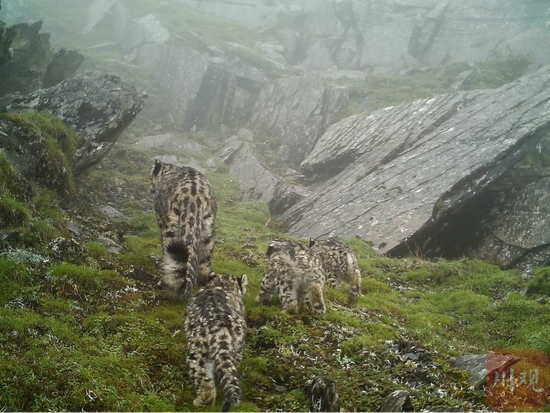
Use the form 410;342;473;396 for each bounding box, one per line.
135;41;267;131
281;65;550;266
5;73;147;175
43;48;85;88
248;71;348;167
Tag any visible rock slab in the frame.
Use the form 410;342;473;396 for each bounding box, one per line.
282;66;550;259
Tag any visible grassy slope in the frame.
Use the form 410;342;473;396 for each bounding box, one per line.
1;138;550;411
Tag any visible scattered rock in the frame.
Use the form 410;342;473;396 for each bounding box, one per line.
100;205;127;219
134;133;203;151
378;389;412;412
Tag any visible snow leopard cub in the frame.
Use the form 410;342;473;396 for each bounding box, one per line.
150;160;217;300
309;238;362;300
255;240;326;315
184;272;248;412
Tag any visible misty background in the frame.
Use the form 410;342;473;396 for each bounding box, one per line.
1;0;549;268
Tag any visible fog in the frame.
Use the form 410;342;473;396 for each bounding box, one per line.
1;0;549;267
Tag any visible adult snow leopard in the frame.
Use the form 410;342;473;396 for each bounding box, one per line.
184;272;248;412
255;240;326;315
150;160;217;300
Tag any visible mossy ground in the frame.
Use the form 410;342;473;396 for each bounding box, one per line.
1;138;549;411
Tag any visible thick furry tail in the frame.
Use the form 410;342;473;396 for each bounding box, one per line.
213;333;242;412
162;238;199;300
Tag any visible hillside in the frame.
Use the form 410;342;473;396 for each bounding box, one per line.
1;130;550;411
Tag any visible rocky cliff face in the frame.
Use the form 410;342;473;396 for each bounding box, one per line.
90;0;550;136
178;0;550;74
281;66;550;269
2;0;549;270
248;71;348;167
0;0;15;65
0;17;84;99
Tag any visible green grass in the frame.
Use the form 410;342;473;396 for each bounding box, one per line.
0;112;80;199
333;54;533;119
1;139;549;411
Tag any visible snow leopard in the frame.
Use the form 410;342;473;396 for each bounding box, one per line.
184;272;248;412
150;160;217;300
309;238;362;300
306;376;341;412
255;240;326;315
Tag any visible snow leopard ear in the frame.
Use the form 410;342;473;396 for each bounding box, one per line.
151;159;162;178
309;238;316;248
206;271;217;283
238;274;248;293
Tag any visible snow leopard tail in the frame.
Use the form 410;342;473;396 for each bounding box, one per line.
213;332;242;412
162;234;200;301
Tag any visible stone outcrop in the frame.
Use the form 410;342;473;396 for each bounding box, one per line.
43;48;85;88
219;133;311;215
4;73;147;175
0;20;84;98
0;21;53;96
280;65;550;268
473;172;550;270
0;0;15;66
135;40;267;132
248;71;348;167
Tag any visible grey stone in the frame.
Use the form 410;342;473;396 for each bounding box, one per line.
379;390;412;412
452;353;521;387
100;205;127;219
474;175;550;268
225;140;311;215
248;71;348;167
5;73;147;175
0;1;15;66
43;48;85;88
0;21;53;96
282;66;550;264
134;133;203;152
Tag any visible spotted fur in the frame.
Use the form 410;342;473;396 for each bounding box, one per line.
309;238;362;300
255;240;326;315
150;160;217;300
184;272;248;412
306;376;341;412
